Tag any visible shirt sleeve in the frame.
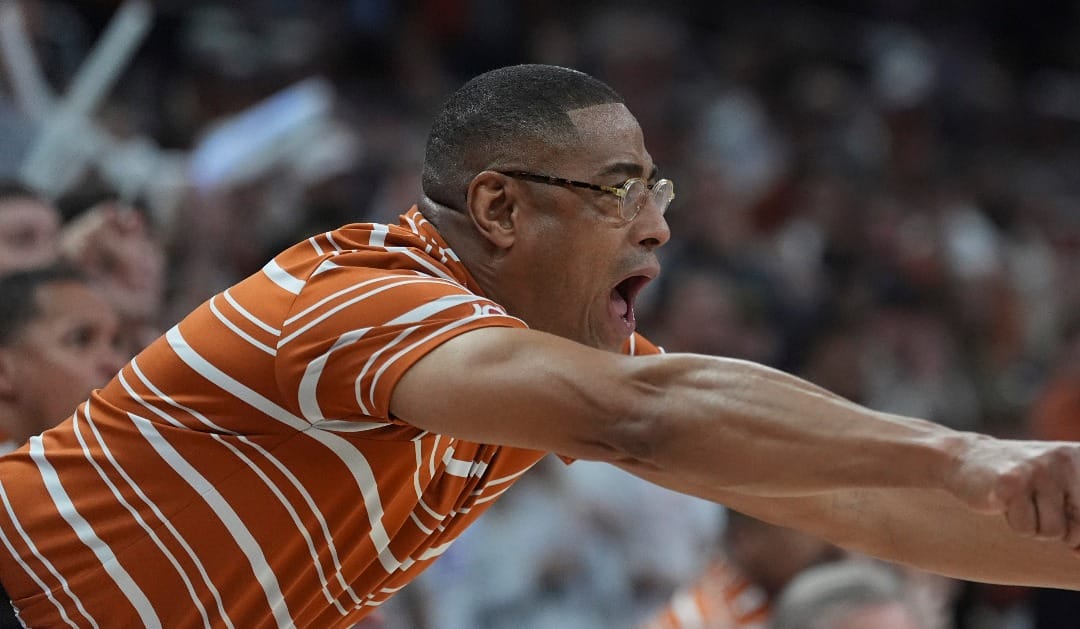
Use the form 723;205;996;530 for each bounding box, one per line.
623;332;663;356
275;268;526;423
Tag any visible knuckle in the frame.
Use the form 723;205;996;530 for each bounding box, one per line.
1000;467;1032;492
1050;447;1073;467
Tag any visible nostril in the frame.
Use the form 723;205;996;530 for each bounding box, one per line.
637;214;671;251
640;229;669;249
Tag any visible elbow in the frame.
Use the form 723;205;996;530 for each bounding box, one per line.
584;358;670;466
599;413;664;467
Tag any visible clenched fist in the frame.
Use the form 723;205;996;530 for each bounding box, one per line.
946;434;1080;547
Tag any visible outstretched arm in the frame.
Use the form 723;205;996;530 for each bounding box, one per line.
390;326;1080;584
623;467;1080;589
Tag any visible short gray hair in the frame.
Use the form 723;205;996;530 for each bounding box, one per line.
769;560;921;629
421;64;623;210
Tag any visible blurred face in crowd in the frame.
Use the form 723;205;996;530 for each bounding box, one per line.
0;280;125;443
724;512;836;597
495;103;671;351
0;196;61;273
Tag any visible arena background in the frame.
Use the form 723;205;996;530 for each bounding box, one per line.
2;1;1078;627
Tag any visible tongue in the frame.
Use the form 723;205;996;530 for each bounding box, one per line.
611;288;629;318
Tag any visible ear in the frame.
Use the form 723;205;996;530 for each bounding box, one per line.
464;171;517;250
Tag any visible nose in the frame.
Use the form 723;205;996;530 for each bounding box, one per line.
634;200;671;251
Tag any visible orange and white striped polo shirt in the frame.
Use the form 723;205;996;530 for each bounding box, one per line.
0;206;659;628
641;558;770;629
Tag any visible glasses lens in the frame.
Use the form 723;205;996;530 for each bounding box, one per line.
652;179;674;215
621;179;647;220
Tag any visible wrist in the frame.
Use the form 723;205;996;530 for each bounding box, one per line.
928;430;983;491
867;412;973;490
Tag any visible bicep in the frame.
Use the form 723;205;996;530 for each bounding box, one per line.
390;326;642;460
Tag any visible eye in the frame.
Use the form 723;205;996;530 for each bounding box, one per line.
2;226;43;249
62;325;97;349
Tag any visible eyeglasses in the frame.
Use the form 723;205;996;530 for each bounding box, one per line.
497;170;675;222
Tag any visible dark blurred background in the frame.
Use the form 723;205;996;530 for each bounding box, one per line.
2;1;1079;627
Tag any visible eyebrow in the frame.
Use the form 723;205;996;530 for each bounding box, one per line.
598;162;659;182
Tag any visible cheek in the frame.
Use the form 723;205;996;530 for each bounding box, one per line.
0;245;55;273
36;368;99;427
20;347;103;401
529;231;587;290
551;250;604;309
548;232;613;286
525;218;623;327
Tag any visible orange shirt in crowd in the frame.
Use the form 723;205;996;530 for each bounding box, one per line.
0;206;658;627
641;558;770;629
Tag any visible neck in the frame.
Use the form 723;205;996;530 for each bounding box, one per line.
418;197;505;304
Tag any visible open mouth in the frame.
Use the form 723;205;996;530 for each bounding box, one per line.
610;275;651;330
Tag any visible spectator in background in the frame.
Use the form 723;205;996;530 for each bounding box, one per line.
0;180;61;274
0;265;125;454
641;510;839;629
58;200;167;352
0;175;166;350
769;560;927;629
405;457;720;629
0;180;167;353
647;267;778;363
1029;330;1080;444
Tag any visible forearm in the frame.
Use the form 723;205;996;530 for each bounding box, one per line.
622;465;1080;589
629;353;967;496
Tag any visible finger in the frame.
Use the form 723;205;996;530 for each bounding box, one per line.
1033;489;1067;540
1005;493;1039;537
1065;496;1080;547
1061;452;1080;543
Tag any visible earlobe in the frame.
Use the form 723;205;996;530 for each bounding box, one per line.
465;171;517;249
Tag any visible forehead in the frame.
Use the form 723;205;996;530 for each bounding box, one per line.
563;103;652;177
32;282;114;323
0;197;60;225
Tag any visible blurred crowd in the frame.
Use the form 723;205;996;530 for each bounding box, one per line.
1;1;1079;627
